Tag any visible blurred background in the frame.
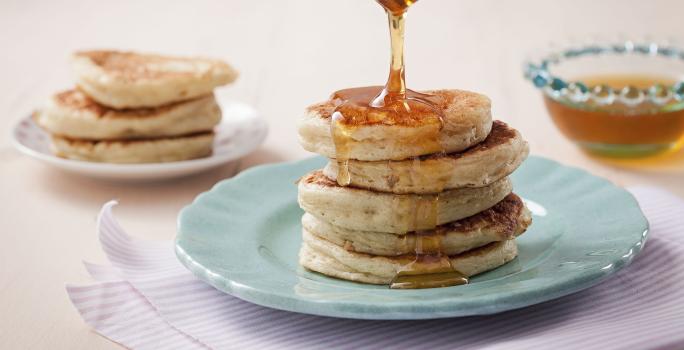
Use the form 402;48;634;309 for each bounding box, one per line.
2;0;682;167
0;1;682;348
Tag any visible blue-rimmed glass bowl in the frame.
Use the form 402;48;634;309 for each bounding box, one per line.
524;40;684;157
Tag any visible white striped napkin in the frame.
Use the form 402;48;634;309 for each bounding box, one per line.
67;187;684;350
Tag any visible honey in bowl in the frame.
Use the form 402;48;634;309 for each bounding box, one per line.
543;74;684;157
525;40;684;158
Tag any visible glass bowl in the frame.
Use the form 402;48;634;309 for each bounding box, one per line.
524;39;684;157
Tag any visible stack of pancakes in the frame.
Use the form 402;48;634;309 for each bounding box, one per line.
297;89;532;286
36;50;237;163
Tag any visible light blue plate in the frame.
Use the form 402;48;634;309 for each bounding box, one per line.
176;156;648;319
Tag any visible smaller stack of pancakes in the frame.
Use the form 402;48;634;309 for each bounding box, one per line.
36;50;238;163
297;89;532;287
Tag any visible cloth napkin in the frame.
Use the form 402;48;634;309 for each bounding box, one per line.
67;187;684;350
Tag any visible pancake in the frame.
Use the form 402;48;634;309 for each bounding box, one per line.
298;89;492;161
36;90;221;140
303;193;531;256
298;170;512;234
300;229;518;285
50;132;214;163
323;120;529;194
71;50;238;108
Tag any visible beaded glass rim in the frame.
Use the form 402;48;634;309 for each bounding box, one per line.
524;40;684;108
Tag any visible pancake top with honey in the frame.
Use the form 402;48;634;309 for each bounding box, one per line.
299;88;492;161
307;87;489;127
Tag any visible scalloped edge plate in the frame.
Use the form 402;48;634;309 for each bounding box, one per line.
176;156;648;319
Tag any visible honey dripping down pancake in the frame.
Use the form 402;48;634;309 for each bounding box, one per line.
327;0;467;289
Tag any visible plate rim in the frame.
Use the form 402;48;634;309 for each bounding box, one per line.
175;156;649;319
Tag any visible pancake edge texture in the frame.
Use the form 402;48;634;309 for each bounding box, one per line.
36;90;221;140
300;230;518;285
298;171;513;233
302;193;532;256
324;120;529;193
50;132;214;163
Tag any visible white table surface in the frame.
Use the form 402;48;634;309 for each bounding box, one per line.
1;0;683;348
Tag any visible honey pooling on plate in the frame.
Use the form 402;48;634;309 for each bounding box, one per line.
392;229;468;289
389;149;468;289
391;194;469;289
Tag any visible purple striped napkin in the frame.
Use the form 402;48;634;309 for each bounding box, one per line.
67;187;684;350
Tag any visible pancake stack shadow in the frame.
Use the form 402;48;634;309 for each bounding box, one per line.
35;50;237;163
297;89;533;287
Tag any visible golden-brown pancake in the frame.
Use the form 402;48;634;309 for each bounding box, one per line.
50;132;214;163
303;193;531;256
300;230;518;285
298;89;492;161
36;90;221;140
71;50;238;108
323;120;529;193
298;170;513;234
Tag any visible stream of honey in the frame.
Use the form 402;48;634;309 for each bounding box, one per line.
328;0;467;289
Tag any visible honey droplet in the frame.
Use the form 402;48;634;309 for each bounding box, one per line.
330;111;352;186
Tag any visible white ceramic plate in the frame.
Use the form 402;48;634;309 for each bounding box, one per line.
11;100;268;181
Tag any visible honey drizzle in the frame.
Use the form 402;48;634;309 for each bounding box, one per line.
376;0;466;289
330;111;352;186
391;228;468;289
391;155;468;289
327;0;467;289
371;0;408;109
408;156;438;232
329;0;443;187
